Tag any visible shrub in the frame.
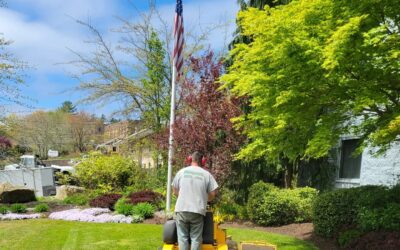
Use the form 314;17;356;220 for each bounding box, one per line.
0;205;8;214
115;198;134;216
34;204;49;213
63;194;89;206
312;189;358;238
389;183;400;203
252;190;299;226
89;193;122;211
9;204;27;213
313;185;397;238
353;185;389;209
247;182;317;226
127;190;164;208
75;152;140;192
215;188;244;220
247;182;278;222
55;172;77;186
291;187;318;222
358;203;400;232
131;202;155;219
338;229;363;248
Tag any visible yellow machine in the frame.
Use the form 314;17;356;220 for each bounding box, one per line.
160;211;277;250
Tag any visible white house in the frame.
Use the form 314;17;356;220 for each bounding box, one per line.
334;136;400;188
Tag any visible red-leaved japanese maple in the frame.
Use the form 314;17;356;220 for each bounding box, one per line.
159;51;243;184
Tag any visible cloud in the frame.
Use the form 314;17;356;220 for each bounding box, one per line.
0;0;120;74
0;0;239;116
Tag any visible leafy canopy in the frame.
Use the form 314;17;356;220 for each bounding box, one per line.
222;0;400;161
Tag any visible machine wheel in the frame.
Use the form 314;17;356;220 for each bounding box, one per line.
227;239;238;250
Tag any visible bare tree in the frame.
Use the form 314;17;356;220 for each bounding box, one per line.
68;1;228;129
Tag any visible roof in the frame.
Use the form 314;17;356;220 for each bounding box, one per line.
96;129;154;149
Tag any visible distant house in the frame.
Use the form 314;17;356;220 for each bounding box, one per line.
333;136;400;188
97;120;160;169
103;120;141;142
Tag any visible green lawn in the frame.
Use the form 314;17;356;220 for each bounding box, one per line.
0;220;317;250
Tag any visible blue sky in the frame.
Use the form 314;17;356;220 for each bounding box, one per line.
0;0;239;119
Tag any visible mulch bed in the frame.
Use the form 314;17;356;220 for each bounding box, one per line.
221;221;339;250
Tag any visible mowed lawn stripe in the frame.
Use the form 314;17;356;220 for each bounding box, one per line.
0;219;317;250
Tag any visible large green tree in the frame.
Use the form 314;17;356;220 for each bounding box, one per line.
223;0;400;184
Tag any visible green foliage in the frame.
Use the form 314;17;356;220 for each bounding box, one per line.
227;159;284;204
215;188;246;220
63;194;88;206
389;183;400;203
55;172;75;186
114;198;134;216
291;187;318;222
254;190;299;226
34;204;49;213
57;101;76;113
9;204;27;213
312;189;359;238
131;203;154;219
124;167;168;194
297;157;336;192
74;152;140;192
223;0;400;162
0;205;8;214
247;182;317;226
358;203;400;232
141;31;170;130
338;229;363;248
247;181;278;223
313;185;400;239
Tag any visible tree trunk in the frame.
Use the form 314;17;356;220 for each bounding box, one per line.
281;157;293;188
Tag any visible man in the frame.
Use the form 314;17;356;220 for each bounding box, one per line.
172;151;219;250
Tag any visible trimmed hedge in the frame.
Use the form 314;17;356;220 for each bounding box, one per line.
247;181;318;226
313;184;400;240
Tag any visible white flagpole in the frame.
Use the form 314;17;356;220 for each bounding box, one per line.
166;58;177;213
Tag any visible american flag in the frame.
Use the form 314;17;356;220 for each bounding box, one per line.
174;0;184;80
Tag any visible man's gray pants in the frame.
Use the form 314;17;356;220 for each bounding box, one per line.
175;212;204;250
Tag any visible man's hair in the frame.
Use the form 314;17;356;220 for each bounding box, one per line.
191;151;203;164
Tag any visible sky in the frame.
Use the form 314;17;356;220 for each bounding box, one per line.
0;0;239;119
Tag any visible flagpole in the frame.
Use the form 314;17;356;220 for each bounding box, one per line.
166;58;177;213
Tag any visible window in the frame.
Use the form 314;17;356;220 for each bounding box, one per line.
339;139;362;179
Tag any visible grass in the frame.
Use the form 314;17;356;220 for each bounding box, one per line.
0;220;317;250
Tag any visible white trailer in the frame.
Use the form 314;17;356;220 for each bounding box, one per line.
1;155;57;197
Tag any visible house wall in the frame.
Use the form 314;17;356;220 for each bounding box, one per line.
359;144;400;186
335;142;400;188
